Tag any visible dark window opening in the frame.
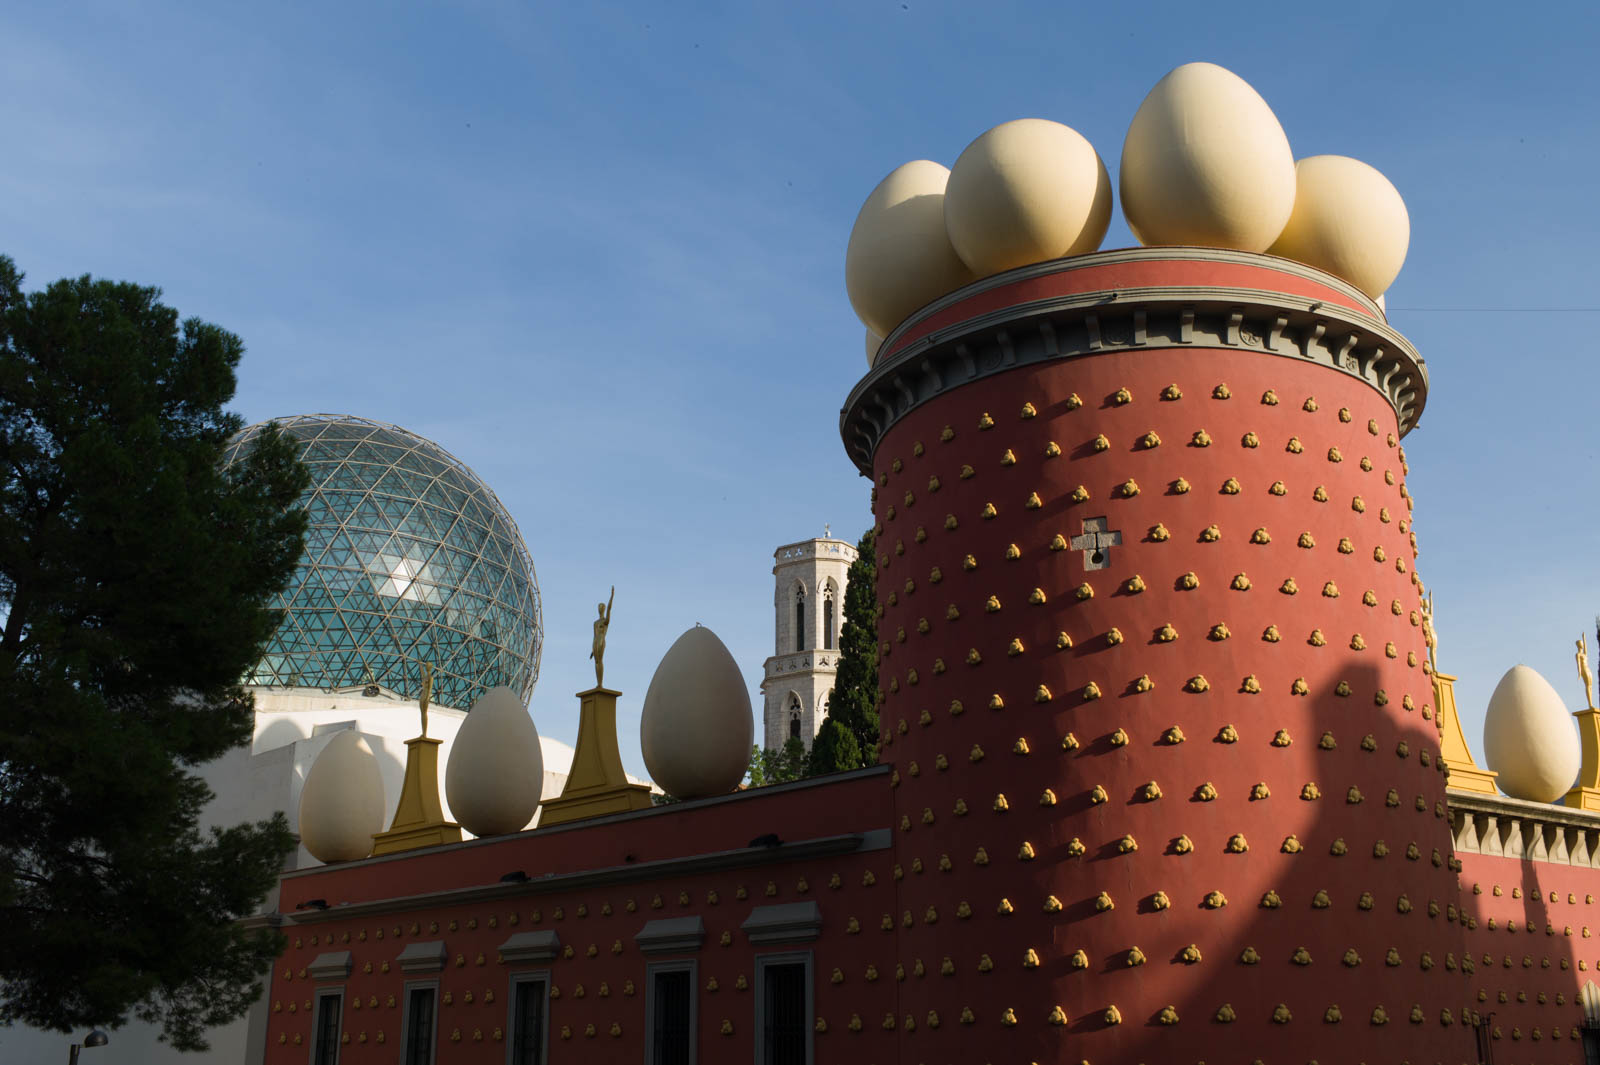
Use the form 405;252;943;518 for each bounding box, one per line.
403;986;435;1065
511;978;547;1065
823;596;835;649
312;993;342;1065
650;968;693;1065
793;592;805;652
761;961;807;1065
789;714;800;741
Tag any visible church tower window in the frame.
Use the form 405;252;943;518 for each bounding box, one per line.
793;589;806;652
823;593;835;650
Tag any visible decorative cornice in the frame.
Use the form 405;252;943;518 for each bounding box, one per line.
281;830;885;924
839;250;1428;475
1449;787;1600;868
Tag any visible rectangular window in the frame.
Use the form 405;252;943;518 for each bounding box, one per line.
311;991;342;1065
401;984;436;1065
755;953;811;1065
508;975;548;1065
647;961;696;1065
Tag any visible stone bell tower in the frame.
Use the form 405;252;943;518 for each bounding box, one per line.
760;534;857;750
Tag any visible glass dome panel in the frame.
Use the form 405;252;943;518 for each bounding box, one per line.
222;414;541;708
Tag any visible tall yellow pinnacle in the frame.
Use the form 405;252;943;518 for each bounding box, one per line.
372;663;462;854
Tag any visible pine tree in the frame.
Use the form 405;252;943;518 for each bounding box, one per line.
809;528;878;774
0;257;308;1048
745;737;813;788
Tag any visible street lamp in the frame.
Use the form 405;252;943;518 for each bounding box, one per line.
67;1029;108;1065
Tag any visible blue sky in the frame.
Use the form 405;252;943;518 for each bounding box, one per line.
4;1;1598;779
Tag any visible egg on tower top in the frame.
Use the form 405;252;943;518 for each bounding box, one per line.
844;160;974;339
943;117;1113;276
1119;61;1297;252
1268;154;1410;299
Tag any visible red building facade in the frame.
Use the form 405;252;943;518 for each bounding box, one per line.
258;249;1600;1064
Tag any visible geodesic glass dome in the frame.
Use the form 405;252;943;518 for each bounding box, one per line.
222;414;541;709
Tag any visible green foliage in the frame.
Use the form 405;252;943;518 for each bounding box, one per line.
0;256;308;1049
807;718;862;777
808;528;878;774
744;738;810;788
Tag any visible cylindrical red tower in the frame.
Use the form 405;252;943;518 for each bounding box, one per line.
842;248;1472;1064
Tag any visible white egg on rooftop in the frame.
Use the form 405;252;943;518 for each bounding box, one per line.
1482;664;1580;804
298;729;386;863
944;118;1112;276
1267;155;1410;299
1120;62;1296;252
640;626;753;800
845;160;975;337
446;685;544;837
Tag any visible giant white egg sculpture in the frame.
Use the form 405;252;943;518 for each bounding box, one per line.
1266;154;1410;299
445;685;544;837
1482;664;1581;804
845;160;975;338
640;626;753;800
944;118;1113;276
298;729;386;863
1120;62;1296;252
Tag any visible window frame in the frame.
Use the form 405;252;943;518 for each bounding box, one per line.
752;950;813;1065
308;989;344;1065
793;590;805;652
644;958;698;1065
505;969;551;1065
398;979;439;1065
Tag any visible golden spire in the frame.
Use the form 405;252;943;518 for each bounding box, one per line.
371;660;461;854
1427;592;1498;796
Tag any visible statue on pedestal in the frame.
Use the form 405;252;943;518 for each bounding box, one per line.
1578;633;1596;712
1420;590;1438;670
418;662;433;737
590;586;615;688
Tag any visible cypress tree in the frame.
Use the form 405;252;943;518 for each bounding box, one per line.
809;528;878;774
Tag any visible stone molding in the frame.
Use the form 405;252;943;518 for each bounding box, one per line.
1448;788;1600;866
307;950;353;981
635;916;706;955
284;829;887;924
395;940;448;973
740;901;823;944
840;252;1428;475
497;930;562;963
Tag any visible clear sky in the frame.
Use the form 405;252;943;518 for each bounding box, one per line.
4;1;1598;780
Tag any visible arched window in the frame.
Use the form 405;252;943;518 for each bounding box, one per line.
823;594;835;650
788;693;802;741
793;589;806;652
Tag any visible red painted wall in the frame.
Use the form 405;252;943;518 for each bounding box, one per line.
265;772;905;1063
869;345;1472;1063
1457;849;1600;1061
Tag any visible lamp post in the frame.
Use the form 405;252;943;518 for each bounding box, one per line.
67;1029;107;1065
